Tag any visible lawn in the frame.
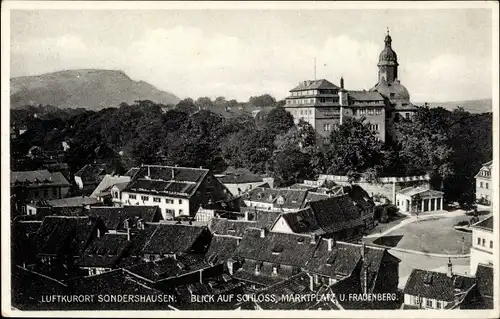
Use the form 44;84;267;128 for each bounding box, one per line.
370;215;473;254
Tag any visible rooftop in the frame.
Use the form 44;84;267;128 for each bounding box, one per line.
11;170;70;187
90;174;131;197
76;233;131;268
403;268;476;302
74;164;109;182
290;79;339;92
471;215;493;232
89;206;160;230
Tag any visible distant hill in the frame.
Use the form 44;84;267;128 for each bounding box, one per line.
10;69;180;110
417;99;492;113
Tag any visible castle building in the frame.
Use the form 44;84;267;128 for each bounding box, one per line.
284;30;418;143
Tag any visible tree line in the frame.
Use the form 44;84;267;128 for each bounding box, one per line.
11;99;492;207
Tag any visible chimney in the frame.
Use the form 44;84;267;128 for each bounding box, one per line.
447;258;453;277
327;238;334;251
361;243;366;261
260;228;267;238
96;228;101;238
171;168;175;180
147;166;150;177
244;210;249;221
340;77;344;89
199;269;203;284
127;227;131;241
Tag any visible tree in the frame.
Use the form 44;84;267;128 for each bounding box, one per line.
324;117;384;180
175;98;197;114
271;148;314;186
195;97;214;110
249;94;276;107
265;107;294;135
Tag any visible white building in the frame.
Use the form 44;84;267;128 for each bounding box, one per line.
395;186;444;214
475;160;492;205
470;215;494;275
120;165;231;220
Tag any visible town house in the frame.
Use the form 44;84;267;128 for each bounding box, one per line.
475;160;492;205
469;216;494;275
121;165;232;220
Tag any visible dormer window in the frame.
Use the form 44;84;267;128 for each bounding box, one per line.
272;266;278;275
255;264;261;275
277;196;285;205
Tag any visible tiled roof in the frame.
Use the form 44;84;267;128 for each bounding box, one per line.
232;229;317;267
125;254;210;283
244;187;309;210
279;208;323;234
475;263;493;299
45;196;101;207
206;235;240;264
74;164;109;182
254;273;340;310
76;233;130;268
403;268;476;302
482;160;492;168
216;169;264;184
302;192;331;207
69;268;161;296
290;79;339;92
123;165;209;198
305;239;396;290
129;223;209;256
11;170;70;187
90;206;160;230
90;174;131;197
307;195;365;233
124;167;140;178
471;216;493;231
209;218;256;237
254;210;282;229
34;216;100;256
348;91;385;101
232;268;284;287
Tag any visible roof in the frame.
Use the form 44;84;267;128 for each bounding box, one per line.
244;187;309;210
216;172;264;184
69;269;162;296
305;239;398;289
123;165;209;198
279;208;322;234
306;195;365;233
205;235;240;264
254;273;340;310
11;170;70;187
481;160;493;168
397;186;444;198
290;79;339;92
90;206;160;230
125;167;140;178
90;174;131;197
476;264;494;309
471;216;493;232
74;164;108;182
129;223;208;256
302;192;331;207
403;268;476;302
125;254;210;283
209;218;256;238
232;229;317;268
45;196;101;207
34;216;100;256
76;233;130;268
348;91;385;101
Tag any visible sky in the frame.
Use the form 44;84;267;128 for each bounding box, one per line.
9;7;494;103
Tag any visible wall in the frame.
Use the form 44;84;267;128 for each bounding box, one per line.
121;191;190;220
470;228;494;275
271;216;293;234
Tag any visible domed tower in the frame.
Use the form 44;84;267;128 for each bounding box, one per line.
378;29;399;84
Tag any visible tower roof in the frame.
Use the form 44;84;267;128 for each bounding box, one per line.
378;29;398;66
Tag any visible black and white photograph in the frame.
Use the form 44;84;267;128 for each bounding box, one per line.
2;1;498;317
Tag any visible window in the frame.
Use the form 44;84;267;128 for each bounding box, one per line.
255;264;261;275
129;194;137;199
482;238;485;246
43;189;49;197
437;301;442;309
414;295;421;305
178;199;183;204
179;209;184;215
153;197;161;203
405;113;410;120
52;188;58;196
426;299;433;308
323;123;331;132
480;182;483;188
166;199;173;204
490;241;493;249
141;195;149;201
477;237;481;245
272;266;278;275
485;183;489;189
368;109;374;115
114;192;119;198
